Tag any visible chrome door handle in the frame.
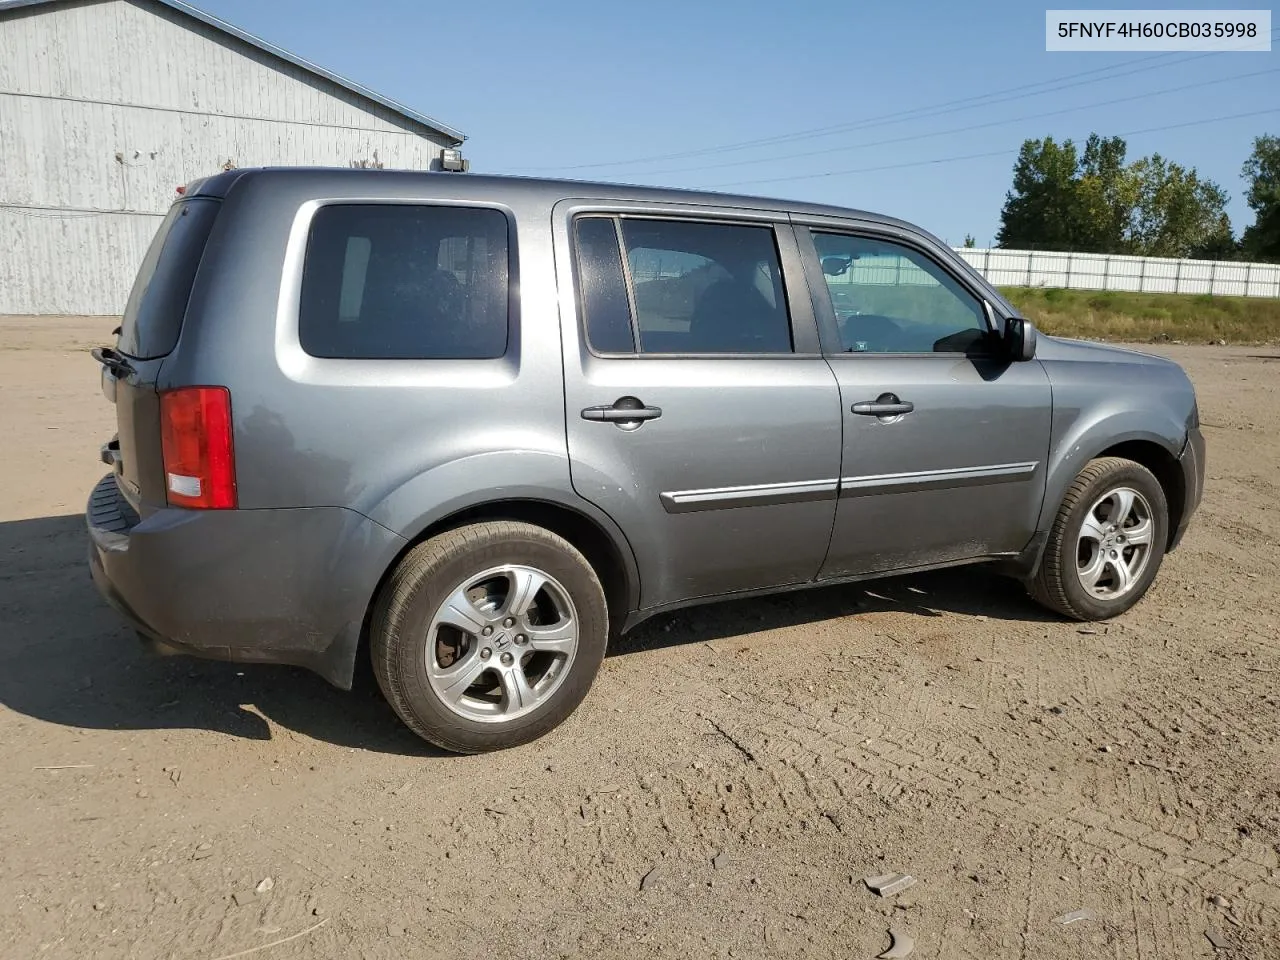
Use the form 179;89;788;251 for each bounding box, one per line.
851;393;914;417
581;397;663;427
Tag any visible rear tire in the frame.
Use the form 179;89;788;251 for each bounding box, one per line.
1030;457;1168;621
371;521;607;753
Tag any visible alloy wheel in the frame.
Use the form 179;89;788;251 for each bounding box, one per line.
424;564;579;723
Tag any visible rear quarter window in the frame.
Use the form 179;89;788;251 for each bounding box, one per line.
118;198;220;360
299;204;510;360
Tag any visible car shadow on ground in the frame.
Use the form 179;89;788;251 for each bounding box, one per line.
0;513;1056;756
616;565;1056;657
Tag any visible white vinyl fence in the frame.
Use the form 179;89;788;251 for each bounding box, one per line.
954;248;1280;299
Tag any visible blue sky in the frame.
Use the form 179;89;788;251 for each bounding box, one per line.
197;0;1278;246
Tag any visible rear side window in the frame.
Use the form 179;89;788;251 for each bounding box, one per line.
573;215;793;355
299;204;510;360
118;198;219;359
574;217;635;353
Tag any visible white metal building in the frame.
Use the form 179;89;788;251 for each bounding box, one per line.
0;0;465;315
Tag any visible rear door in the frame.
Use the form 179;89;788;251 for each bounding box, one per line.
100;198;220;513
553;200;843;609
795;222;1053;578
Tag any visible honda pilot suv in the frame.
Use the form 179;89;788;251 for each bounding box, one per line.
88;168;1205;753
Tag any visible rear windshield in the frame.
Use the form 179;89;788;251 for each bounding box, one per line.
118;198;219;359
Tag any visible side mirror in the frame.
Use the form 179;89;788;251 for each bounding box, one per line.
821;255;853;277
1004;317;1037;361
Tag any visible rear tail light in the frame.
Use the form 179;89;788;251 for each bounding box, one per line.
159;386;237;509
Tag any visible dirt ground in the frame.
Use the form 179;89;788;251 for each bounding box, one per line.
1;317;1277;960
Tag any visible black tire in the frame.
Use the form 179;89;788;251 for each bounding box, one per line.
370;521;608;753
1030;457;1169;621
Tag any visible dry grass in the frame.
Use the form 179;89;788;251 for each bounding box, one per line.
1001;287;1280;345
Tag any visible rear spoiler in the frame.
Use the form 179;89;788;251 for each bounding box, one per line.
175;168;253;199
175;176;208;197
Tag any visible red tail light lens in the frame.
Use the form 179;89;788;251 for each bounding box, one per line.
159;386;236;509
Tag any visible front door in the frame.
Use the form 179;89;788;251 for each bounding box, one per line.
554;203;843;608
798;226;1053;579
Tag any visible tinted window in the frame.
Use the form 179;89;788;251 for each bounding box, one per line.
118;198;219;359
300;204;509;359
622;220;792;354
814;233;988;354
575;217;635;353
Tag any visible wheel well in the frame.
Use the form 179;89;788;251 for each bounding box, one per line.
359;501;635;654
1096;440;1185;549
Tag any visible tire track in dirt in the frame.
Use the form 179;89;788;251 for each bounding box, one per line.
655;685;1279;946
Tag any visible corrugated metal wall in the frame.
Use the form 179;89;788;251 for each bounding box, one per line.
955;248;1280;298
816;246;1280;299
0;0;453;314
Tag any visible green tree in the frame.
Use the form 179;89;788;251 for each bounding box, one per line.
1075;134;1138;253
1241;134;1280;262
996;137;1083;249
962;234;976;248
1186;216;1241;260
996;133;1232;258
1129;154;1233;258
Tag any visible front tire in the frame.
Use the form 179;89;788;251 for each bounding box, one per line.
1030;457;1168;621
371;521;608;753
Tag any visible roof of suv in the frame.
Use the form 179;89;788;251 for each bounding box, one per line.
185;167;1021;318
186;166;923;235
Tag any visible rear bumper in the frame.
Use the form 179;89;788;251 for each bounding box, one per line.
1170;426;1206;551
86;473;405;688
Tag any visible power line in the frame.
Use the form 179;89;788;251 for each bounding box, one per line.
629;66;1280;178
534;28;1279;173
698;107;1280;190
738;29;1280;159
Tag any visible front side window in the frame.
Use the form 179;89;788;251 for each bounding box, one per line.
299;204;509;359
813;232;988;354
574;216;793;355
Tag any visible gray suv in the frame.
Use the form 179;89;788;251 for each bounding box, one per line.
87;168;1205;753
